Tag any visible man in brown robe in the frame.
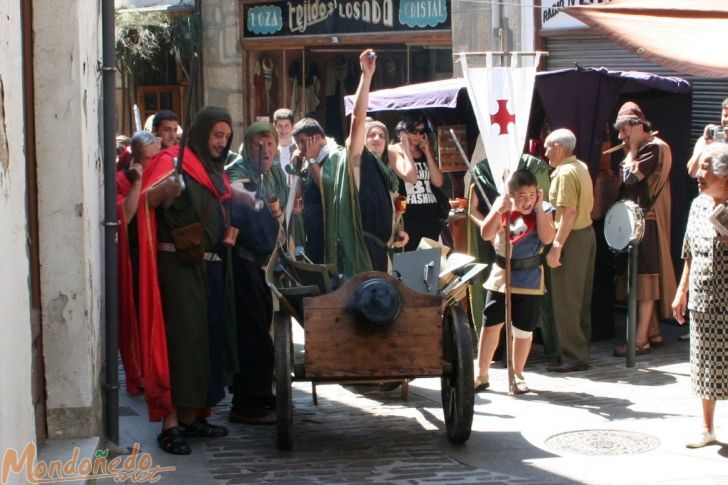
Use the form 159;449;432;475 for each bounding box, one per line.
613;101;677;356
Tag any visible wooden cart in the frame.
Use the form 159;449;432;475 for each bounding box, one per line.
267;248;475;450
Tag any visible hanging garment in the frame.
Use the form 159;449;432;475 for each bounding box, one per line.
289;60;321;119
254;56;276;118
325;57;353;143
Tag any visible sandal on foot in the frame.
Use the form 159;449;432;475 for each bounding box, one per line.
511;380;530;395
613;342;651;357
157;426;191;455
648;336;664;347
474;375;490;393
179;417;228;438
510;374;530;395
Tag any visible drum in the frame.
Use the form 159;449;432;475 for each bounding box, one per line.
604;200;645;251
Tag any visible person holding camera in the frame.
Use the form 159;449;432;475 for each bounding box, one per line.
687;97;728;178
612;101;677;357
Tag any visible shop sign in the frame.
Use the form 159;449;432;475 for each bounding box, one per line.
541;0;610;31
437;125;468;173
116;0;195;8
244;0;450;37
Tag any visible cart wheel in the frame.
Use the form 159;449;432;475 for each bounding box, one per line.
274;310;293;450
440;304;474;444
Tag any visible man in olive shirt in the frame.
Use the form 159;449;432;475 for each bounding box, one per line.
544;128;596;372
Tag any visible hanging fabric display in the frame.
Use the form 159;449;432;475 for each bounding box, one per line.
324;56;357;143
289;59;321;119
458;52;542;195
254;55;276;119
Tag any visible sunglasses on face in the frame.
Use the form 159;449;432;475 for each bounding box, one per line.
408;128;427;135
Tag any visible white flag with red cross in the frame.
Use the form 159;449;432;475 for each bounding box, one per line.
459;53;543;195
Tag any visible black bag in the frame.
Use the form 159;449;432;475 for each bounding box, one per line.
431;185;451;222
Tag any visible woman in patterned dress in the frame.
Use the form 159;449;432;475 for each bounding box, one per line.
672;143;728;448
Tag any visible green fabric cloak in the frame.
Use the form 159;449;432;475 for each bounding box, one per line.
325;145;400;278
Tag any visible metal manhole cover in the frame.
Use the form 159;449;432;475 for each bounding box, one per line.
546;429;659;456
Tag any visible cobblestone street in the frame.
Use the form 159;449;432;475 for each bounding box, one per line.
99;320;728;485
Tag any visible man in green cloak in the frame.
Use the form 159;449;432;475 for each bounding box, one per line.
226;121;289;424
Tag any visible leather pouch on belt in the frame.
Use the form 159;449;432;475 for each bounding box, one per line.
170;222;204;265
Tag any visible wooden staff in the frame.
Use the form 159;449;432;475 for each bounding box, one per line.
175;53;199;190
447;129;515;392
503;209;516;394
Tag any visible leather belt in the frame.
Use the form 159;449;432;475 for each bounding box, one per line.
494;254;542;271
158;242;222;262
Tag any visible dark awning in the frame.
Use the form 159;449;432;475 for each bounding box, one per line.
344;68;691;115
344;78;466;115
343;68;693;271
565;0;728;77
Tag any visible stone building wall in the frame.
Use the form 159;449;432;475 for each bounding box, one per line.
201;1;245;152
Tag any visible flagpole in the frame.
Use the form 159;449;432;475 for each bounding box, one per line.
458;51;545;394
448;129;491;211
497;38;516;394
503;207;516;394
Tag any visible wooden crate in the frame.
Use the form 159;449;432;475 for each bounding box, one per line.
304;272;444;379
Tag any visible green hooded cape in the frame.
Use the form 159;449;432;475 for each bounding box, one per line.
226;121;289;211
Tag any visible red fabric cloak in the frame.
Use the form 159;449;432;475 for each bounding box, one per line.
116;171;143;395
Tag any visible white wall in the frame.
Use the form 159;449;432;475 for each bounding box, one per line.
34;0;104;438
0;0;36;475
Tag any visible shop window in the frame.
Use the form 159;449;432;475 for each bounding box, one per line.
137;85;181;125
245;46;450;145
409;46;453;83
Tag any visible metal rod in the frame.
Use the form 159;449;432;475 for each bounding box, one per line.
133;104;142;132
283;50;288;109
448;129;492;210
504;213;516;392
626;241;639;367
302;49;307;114
102;0;119;446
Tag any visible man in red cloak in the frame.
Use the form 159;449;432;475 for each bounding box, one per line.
137;106;236;455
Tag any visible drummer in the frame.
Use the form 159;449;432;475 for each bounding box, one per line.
611;102;677;356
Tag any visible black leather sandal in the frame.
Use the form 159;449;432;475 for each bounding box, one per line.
179;418;228;438
157;426;191;455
